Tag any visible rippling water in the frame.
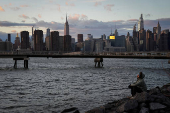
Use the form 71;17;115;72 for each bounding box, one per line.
0;58;170;113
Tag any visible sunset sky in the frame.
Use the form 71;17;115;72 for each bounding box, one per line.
0;0;170;42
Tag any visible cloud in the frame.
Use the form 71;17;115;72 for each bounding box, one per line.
61;17;64;20
57;4;61;12
32;17;38;22
0;21;34;26
127;19;138;21
0;6;5;11
65;0;75;6
104;4;114;11
38;14;42;18
20;5;29;7
10;7;20;11
19;14;29;19
94;2;101;6
11;30;16;33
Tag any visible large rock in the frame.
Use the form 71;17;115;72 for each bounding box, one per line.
133;92;149;103
85;106;105;113
149;87;161;95
61;107;79;113
116;100;138;113
149;102;166;110
139;107;149;113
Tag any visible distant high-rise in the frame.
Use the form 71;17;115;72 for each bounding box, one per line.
64;14;69;35
21;31;30;49
51;31;60;51
139;28;146;51
156;21;161;37
46;28;50;37
77;34;83;43
146;29;153;51
34;30;43;51
14;33;21;50
114;29;118;36
138;14;144;31
8;34;11;42
63;35;72;52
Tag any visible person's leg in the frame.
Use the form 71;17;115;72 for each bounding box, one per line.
135;87;143;93
130;86;137;96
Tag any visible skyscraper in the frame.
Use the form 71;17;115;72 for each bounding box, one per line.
51;31;60;51
14;33;21;50
138;14;144;31
156;21;161;38
46;28;50;37
77;34;83;43
21;31;30;49
64;14;69;35
8;34;11;42
34;30;43;51
146;29;153;51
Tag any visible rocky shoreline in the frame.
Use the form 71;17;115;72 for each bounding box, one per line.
85;83;170;113
61;83;170;113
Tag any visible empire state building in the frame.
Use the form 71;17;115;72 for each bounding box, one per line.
64;14;69;35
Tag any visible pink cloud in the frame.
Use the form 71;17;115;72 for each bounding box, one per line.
11;30;16;33
20;5;29;7
69;14;80;20
0;6;5;11
38;14;41;18
19;14;29;19
112;20;124;22
65;1;75;6
127;19;138;21
9;3;12;6
69;14;88;21
104;4;114;11
94;2;101;6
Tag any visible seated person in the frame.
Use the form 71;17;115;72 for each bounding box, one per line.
129;72;147;97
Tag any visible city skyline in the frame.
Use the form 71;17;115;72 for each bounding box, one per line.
0;0;170;42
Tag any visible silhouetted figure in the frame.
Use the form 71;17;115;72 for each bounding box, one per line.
128;72;147;98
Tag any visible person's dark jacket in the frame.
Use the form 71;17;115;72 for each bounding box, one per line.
130;73;147;91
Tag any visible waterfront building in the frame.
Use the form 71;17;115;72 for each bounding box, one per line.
64;14;69;35
21;31;30;49
51;31;60;51
34;30;43;51
158;29;169;51
13;33;21;50
59;36;64;52
8;34;11;42
75;42;84;51
86;34;93;40
146;30;154;51
45;36;50;50
71;38;75;52
63;35;72;52
101;34;106;40
138;14;144;31
139;28;146;51
77;34;83;43
0;41;12;51
115;35;126;47
94;39;103;53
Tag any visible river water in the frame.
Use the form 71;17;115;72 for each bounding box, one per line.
0;58;170;113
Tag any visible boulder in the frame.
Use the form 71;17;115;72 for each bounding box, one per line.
85;106;105;113
148;87;161;95
133;92;149;103
139;103;147;109
116;100;138;113
139;107;149;113
61;107;79;113
149;102;166;110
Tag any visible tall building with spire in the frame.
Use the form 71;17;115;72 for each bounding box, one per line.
14;33;21;50
64;14;69;35
156;21;161;37
138;14;144;31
